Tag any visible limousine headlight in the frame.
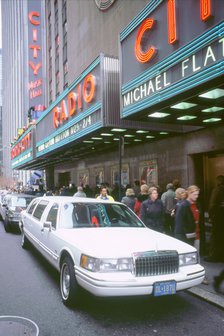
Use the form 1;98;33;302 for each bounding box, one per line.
80;254;133;272
179;252;198;266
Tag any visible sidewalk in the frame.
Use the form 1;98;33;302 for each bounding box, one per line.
187;257;224;309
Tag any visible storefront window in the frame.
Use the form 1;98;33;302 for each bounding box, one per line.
139;160;158;186
78;170;89;187
94;167;104;187
111;164;129;187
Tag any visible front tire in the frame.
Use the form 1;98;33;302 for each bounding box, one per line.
4;219;10;233
60;256;81;307
21;231;30;249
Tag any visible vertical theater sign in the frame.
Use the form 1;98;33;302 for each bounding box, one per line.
11;0;46;168
28;0;45;119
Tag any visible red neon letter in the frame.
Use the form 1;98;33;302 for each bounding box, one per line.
68;92;77;117
26;133;31;148
29;45;41;58
53;107;60;128
32;29;38;42
77;84;82;110
135;18;156;63
167;0;177;44
83;74;96;103
29;62;42;75
20;141;24;152
21;136;27;151
200;0;211;21
28;12;40;25
60;100;68;123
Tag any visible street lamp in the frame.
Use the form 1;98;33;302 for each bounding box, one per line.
118;135;124;201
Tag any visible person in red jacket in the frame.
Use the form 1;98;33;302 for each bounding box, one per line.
134;184;149;217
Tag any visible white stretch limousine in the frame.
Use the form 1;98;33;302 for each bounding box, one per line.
20;196;205;307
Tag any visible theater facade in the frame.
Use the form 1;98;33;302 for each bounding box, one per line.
11;0;224;210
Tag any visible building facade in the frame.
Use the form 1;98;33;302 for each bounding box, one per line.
0;49;3;178
4;0;224;216
1;0;46;186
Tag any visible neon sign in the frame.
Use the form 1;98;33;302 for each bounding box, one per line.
134;0;212;63
53;73;96;128
29;12;42;75
28;8;43;100
11;132;32;159
124;37;224;107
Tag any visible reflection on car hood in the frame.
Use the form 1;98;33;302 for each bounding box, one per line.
57;228;195;257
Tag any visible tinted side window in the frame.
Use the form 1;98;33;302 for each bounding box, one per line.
46;203;59;229
27;199;39;214
33;200;49;220
3;196;10;205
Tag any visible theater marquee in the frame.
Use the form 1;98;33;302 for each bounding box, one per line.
120;0;224;117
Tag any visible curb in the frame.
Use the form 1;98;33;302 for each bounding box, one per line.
187;287;224;309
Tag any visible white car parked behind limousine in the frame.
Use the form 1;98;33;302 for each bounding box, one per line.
20;196;205;307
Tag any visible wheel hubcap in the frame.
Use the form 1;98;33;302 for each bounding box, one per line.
62;265;70;298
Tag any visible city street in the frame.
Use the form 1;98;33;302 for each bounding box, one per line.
0;222;224;336
1;1;224;335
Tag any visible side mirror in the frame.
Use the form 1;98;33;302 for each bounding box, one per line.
42;221;52;232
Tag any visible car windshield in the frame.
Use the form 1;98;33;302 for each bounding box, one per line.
60;202;145;229
10;196;33;208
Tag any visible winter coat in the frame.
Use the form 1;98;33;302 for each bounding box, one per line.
73;191;87;197
174;199;199;237
134;194;149;217
140;198;165;232
121;195;137;211
161;189;176;214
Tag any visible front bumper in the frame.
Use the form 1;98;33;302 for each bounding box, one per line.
75;264;205;297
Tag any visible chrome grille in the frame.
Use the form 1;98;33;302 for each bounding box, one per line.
133;250;179;277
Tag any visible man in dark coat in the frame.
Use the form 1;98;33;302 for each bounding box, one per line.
141;187;165;233
206;175;224;262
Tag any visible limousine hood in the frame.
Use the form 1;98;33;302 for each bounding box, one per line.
58;227;194;258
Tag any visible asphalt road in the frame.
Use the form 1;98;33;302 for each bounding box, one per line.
0;222;223;336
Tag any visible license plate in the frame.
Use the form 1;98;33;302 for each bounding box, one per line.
153;281;176;296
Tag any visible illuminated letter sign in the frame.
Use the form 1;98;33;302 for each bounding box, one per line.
28;1;44;107
53;107;60;128
134;0;214;64
52;73;96;128
167;0;177;44
200;0;211;21
29;62;42;76
60;100;68;123
68;92;77;117
28;11;40;25
11;132;32;159
135;18;156;63
28;11;41;76
83;74;96;103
